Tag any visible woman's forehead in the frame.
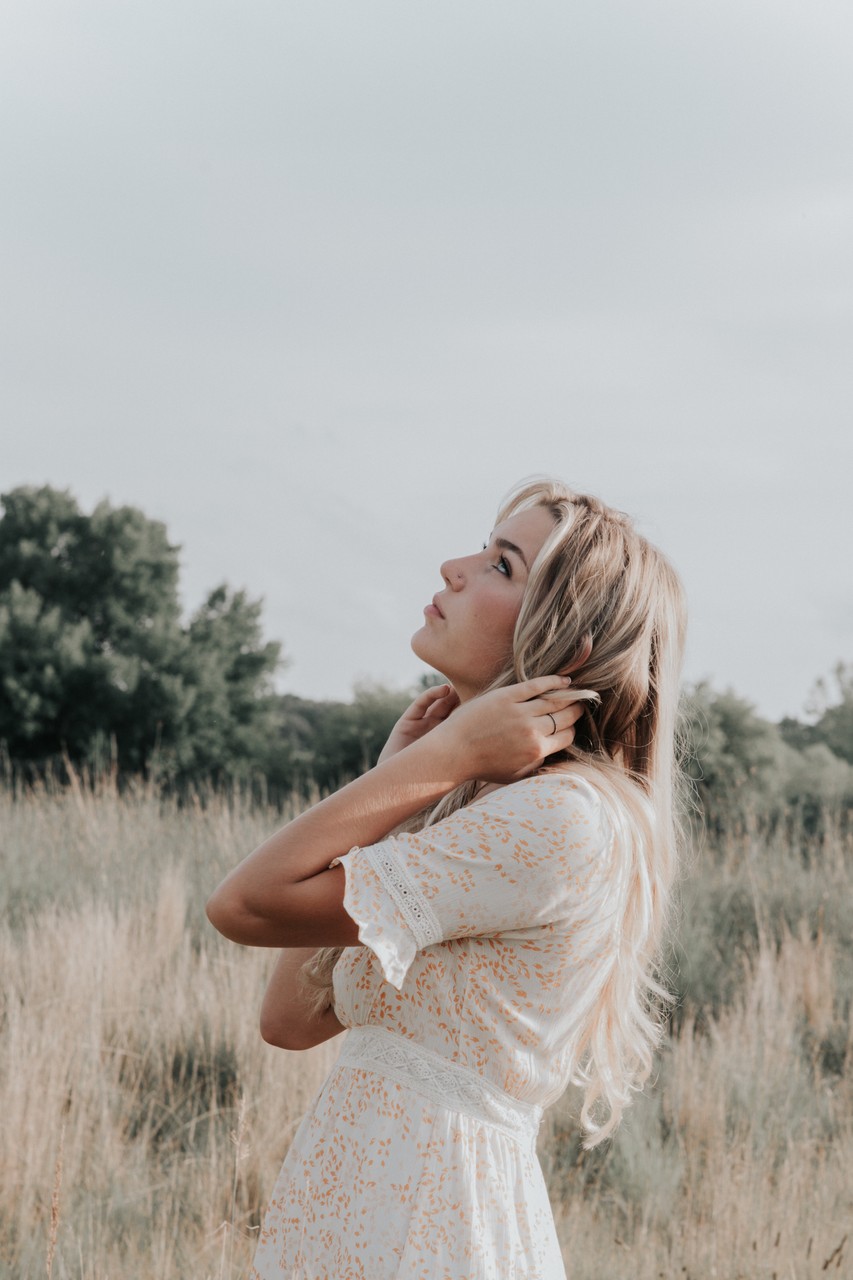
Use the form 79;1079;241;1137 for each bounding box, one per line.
492;506;556;561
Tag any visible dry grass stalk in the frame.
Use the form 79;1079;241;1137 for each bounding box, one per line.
0;776;850;1278
45;1123;64;1280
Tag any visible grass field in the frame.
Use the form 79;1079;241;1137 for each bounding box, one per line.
1;773;851;1278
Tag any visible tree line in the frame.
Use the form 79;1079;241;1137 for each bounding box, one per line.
2;485;851;826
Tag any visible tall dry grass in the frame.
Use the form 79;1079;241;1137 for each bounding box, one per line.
1;774;851;1278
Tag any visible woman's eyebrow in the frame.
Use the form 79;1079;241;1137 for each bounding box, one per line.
494;537;529;571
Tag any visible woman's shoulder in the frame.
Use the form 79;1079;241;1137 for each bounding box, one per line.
469;767;608;830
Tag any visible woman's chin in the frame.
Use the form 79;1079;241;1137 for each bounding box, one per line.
410;631;450;682
410;626;434;663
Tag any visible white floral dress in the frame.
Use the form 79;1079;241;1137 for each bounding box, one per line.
250;771;619;1280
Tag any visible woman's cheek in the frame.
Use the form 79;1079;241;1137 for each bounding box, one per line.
479;604;521;665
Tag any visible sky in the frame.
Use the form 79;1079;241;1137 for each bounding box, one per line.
2;0;851;722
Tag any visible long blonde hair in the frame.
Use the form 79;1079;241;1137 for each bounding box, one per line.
299;478;688;1146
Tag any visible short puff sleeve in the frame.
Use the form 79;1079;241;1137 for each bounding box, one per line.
329;772;611;992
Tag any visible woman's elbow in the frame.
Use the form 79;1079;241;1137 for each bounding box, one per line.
259;1007;302;1051
206;885;252;942
260;1003;345;1052
205;886;228;934
259;1012;284;1048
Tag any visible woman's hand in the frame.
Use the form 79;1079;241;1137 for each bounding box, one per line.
377;683;461;763
437;675;596;785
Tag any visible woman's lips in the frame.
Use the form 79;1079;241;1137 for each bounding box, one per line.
424;595;445;619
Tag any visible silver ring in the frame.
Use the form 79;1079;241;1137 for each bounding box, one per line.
547;712;557;736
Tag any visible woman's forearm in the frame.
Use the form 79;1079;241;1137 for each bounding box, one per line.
205;676;574;944
259;948;345;1051
206;728;466;934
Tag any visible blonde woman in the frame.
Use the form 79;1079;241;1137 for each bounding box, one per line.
207;478;687;1279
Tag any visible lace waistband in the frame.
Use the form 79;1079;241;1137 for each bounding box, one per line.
334;1025;542;1147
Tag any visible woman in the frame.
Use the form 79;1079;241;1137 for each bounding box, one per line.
207;477;687;1279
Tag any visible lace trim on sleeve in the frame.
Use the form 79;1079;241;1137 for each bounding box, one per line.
360;842;443;950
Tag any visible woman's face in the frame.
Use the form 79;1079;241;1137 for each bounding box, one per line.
411;505;556;701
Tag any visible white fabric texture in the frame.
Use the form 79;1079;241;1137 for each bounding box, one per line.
337;1024;543;1146
250;772;618;1280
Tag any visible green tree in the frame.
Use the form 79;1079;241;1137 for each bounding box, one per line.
0;580;97;759
264;681;413;796
810;662;853;764
0;485;282;782
680;682;787;831
682;678;853;835
170;586;282;782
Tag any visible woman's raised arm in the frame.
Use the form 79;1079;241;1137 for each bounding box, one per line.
205;676;580;948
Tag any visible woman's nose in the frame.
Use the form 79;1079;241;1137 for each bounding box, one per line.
440;557;465;589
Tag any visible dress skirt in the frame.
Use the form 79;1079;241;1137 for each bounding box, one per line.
249;1025;567;1280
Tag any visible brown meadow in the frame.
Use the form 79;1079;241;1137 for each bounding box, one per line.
1;773;851;1278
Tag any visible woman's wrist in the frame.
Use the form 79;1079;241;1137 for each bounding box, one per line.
399;718;470;789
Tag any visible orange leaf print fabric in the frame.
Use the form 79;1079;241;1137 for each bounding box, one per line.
250;772;618;1280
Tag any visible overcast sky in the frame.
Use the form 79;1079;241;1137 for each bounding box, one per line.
2;0;851;721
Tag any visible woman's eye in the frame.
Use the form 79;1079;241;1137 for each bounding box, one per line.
482;542;511;577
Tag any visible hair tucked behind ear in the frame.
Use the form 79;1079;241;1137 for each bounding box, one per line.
300;477;688;1147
